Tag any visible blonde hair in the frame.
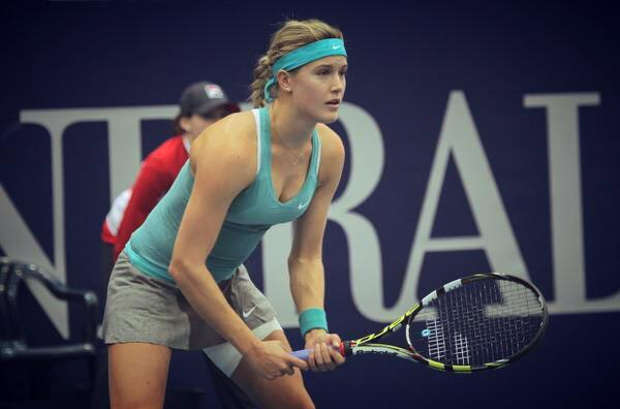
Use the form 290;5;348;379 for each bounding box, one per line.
249;19;344;107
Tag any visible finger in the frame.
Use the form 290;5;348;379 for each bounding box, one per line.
313;345;327;372
317;343;334;372
286;354;309;371
326;333;342;345
323;343;338;371
328;344;346;365
274;342;306;369
308;349;319;372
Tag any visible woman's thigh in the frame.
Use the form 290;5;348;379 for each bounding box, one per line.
231;330;315;409
108;342;172;409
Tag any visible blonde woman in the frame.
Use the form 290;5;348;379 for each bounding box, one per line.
103;19;348;409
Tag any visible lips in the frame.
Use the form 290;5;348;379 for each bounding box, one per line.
326;99;340;105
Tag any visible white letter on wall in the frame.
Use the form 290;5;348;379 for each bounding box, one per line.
524;93;619;313
379;91;529;321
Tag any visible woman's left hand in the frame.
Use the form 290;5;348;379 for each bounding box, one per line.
303;329;346;372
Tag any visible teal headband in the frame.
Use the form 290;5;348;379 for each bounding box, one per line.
263;38;347;102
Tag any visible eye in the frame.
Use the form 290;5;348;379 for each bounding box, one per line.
317;69;331;76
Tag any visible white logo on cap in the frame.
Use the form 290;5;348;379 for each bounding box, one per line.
204;84;224;99
332;44;341;50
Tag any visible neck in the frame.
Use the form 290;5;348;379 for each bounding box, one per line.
183;132;198;142
269;99;316;149
182;134;194;153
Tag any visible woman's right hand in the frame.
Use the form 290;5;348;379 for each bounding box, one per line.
246;340;309;380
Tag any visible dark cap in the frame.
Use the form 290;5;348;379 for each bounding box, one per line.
179;81;240;117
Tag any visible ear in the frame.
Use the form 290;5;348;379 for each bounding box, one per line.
179;116;192;133
276;70;293;93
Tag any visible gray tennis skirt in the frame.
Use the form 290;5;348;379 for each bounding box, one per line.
102;252;282;376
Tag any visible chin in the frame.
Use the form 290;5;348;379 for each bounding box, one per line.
317;108;340;124
321;114;339;124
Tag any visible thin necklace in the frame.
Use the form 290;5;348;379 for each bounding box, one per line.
272;125;308;166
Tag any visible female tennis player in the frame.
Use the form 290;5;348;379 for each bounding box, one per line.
103;18;348;409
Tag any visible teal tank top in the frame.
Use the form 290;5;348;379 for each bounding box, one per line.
125;107;322;283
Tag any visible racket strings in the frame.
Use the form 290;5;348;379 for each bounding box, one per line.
425;318;447;362
412;279;543;366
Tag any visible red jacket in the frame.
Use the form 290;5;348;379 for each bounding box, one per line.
101;135;189;261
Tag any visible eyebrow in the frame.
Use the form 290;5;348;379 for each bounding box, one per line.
313;64;348;70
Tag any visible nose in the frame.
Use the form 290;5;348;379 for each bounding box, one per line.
331;73;345;93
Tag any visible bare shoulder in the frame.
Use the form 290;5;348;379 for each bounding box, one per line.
316;123;345;164
190;111;258;181
218;110;257;140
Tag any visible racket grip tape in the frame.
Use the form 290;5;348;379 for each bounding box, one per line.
291;341;351;361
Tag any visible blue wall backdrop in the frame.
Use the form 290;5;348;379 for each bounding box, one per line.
1;1;618;408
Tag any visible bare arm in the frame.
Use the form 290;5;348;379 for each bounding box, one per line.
288;125;346;370
169;114;307;378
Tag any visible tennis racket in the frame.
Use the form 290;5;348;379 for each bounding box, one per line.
292;273;548;373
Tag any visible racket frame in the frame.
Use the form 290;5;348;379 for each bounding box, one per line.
343;273;548;373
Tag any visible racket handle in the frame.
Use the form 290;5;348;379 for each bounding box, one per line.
291;349;311;360
291;342;348;361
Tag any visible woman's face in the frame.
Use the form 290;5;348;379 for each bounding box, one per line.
284;55;348;123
